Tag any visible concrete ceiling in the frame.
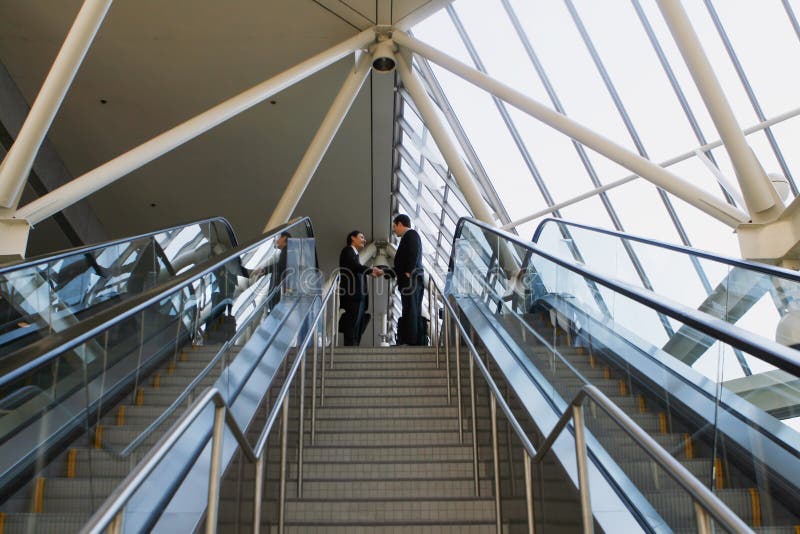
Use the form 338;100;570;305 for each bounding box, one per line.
0;0;446;269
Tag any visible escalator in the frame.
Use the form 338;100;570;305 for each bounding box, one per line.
0;217;237;359
532;218;800;420
0;217;316;532
4;213;800;533
450;217;800;532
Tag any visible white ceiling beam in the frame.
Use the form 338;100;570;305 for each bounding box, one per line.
0;0;112;210
14;28;377;228
393;31;750;229
265;53;372;229
395;52;495;226
657;0;783;223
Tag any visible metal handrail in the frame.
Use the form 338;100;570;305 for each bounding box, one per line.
533;217;800;282
0;217;311;385
82;272;340;534
116;281;286;457
0;216;238;274
428;276;754;534
455;217;800;377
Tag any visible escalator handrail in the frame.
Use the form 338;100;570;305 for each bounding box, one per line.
454;217;800;378
433;276;753;533
0;216;237;274
81;273;339;534
532;216;800;281
117;279;284;458
543;382;753;533
0;217;311;388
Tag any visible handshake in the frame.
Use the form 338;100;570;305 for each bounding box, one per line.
370;266;385;277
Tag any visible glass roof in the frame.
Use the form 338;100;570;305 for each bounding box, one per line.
395;0;800;272
391;0;800;426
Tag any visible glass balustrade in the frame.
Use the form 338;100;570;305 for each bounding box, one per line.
451;218;800;532
0;218;236;358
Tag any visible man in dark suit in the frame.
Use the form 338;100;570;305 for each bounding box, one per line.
392;214;425;345
339;230;383;346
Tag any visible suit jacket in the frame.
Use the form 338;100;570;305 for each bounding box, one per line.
393;229;423;288
339;246;371;302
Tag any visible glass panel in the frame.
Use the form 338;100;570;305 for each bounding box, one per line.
0;219;236;358
0;219;313;525
533;218;800;357
451;219;800;531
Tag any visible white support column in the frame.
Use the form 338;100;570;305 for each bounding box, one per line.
265;53;372;229
0;0;112;209
394;51;497;226
393;31;750;229
14;28;376;227
656;0;782;223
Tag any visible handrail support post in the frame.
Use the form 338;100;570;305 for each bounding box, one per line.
490;393;502;533
572;404;594;534
206;404;226;534
455;324;464;444
445;307;452;404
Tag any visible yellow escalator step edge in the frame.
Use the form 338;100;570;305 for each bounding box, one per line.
748;487;761;528
33;478;45;513
66;449;77;478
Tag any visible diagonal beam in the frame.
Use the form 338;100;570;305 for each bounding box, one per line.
14;28;376;227
395;52;496;226
265;53;372;229
393;30;750;229
0;0;112;209
656;0;782;222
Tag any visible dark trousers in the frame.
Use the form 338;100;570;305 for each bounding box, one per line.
340;298;366;346
397;276;425;345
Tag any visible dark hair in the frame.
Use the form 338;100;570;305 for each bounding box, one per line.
393;214;411;228
280;231;291;239
347;230;363;246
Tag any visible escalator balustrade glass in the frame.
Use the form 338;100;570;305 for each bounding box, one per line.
453;218;800;533
534;218;800;424
0;218;311;530
0;218;236;359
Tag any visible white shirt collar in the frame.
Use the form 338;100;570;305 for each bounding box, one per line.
351;245;359;256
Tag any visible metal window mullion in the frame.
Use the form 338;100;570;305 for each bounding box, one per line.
396;144;424;175
435;179;452;268
412;57;513;228
499;0;629;235
400;168;464;227
703;0;799;196
630;0;737;206
623;0;727;304
783;0;800;44
562;0;683;337
564;0;694;251
447;5;561;220
422;155;476;216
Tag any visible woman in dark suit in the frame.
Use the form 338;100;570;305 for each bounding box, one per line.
339;230;382;346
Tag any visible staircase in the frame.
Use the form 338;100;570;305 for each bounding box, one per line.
218;345;583;533
0;341;236;533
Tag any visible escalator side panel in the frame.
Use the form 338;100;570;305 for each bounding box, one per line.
457;297;649;534
120;297;316;533
541;295;800;491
